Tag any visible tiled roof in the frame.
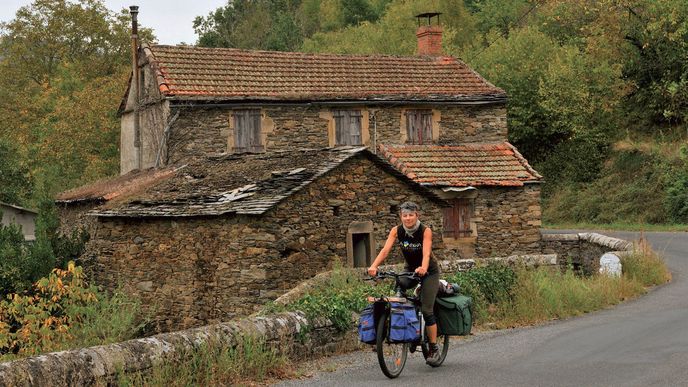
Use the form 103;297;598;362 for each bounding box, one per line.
142;44;506;102
378;142;542;187
55;167;179;204
88;147;445;218
0;201;37;214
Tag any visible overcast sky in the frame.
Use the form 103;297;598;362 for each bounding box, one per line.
0;0;229;45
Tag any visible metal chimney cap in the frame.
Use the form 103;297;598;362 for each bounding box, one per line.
415;12;441;26
415;12;441;18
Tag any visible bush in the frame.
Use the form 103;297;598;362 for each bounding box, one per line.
0;201;89;296
273;266;382;331
0;220;31;294
444;262;517;323
0;262;142;360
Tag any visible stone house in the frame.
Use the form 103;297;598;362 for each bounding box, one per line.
1;201;37;241
61;147;447;329
56;12;543;329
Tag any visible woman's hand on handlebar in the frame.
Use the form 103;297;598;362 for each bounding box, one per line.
414;266;428;277
368;266;378;277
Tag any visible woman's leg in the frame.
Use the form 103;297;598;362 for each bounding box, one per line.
420;272;440;344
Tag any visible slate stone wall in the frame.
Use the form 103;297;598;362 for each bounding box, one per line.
366;105;507;147
541;233;633;274
56;202;98;238
474;184;543;257
165;103;508;166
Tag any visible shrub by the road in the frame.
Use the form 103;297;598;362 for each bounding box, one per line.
0;262;143;361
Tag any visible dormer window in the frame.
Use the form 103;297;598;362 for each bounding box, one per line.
406;109;433;144
233;109;263;153
333;109;362;146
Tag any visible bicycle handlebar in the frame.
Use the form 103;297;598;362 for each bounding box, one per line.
369;270;419;281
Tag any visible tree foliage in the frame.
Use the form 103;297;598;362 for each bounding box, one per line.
0;0;153;198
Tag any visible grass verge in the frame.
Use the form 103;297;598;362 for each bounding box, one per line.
118;335;291;386
542;222;688;232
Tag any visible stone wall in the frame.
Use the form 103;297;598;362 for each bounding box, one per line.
541;233;633;274
56;202;98;238
0;312;358;387
474;184;542;257
165;103;508;166
371;104;507;146
86;156;446;331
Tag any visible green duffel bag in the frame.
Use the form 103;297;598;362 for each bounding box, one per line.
434;294;473;336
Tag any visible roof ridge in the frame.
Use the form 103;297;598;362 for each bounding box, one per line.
151;44;448;61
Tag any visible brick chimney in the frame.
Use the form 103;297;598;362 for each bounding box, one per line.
416;12;442;56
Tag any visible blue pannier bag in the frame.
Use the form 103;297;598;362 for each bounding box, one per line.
358;304;376;344
389;302;420;343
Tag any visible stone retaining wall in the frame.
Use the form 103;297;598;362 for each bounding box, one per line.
0;312;358;387
541;233;633;274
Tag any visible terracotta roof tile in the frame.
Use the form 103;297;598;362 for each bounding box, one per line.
143;45;506;102
378;143;542;187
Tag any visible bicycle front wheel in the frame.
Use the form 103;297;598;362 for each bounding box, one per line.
376;312;408;378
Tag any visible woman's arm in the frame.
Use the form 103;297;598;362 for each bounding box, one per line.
368;227;398;276
415;227;433;276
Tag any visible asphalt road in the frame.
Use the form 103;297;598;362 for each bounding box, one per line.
277;231;688;387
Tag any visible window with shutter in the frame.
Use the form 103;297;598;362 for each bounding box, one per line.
443;199;472;238
233;109;263;152
406;109;433;144
333;110;362;146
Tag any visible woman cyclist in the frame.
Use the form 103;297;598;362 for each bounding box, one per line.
367;201;441;361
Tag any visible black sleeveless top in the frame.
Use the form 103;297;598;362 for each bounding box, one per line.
396;223;439;275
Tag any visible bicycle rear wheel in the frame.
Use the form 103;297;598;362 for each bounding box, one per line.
376;312;408;378
421;330;450;367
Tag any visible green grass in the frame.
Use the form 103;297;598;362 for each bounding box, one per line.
471;237;671;328
543;221;688;232
117;336;291;386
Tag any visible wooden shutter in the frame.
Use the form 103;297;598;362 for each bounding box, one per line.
234;109;263;152
443;199;472;238
406;110;433;144
333;110;362;146
249;109;263;152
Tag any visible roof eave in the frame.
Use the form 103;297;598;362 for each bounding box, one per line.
165;95;508;107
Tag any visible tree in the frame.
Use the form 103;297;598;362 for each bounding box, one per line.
0;0;153;195
194;0;304;51
0;139;33;205
302;0;479;55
